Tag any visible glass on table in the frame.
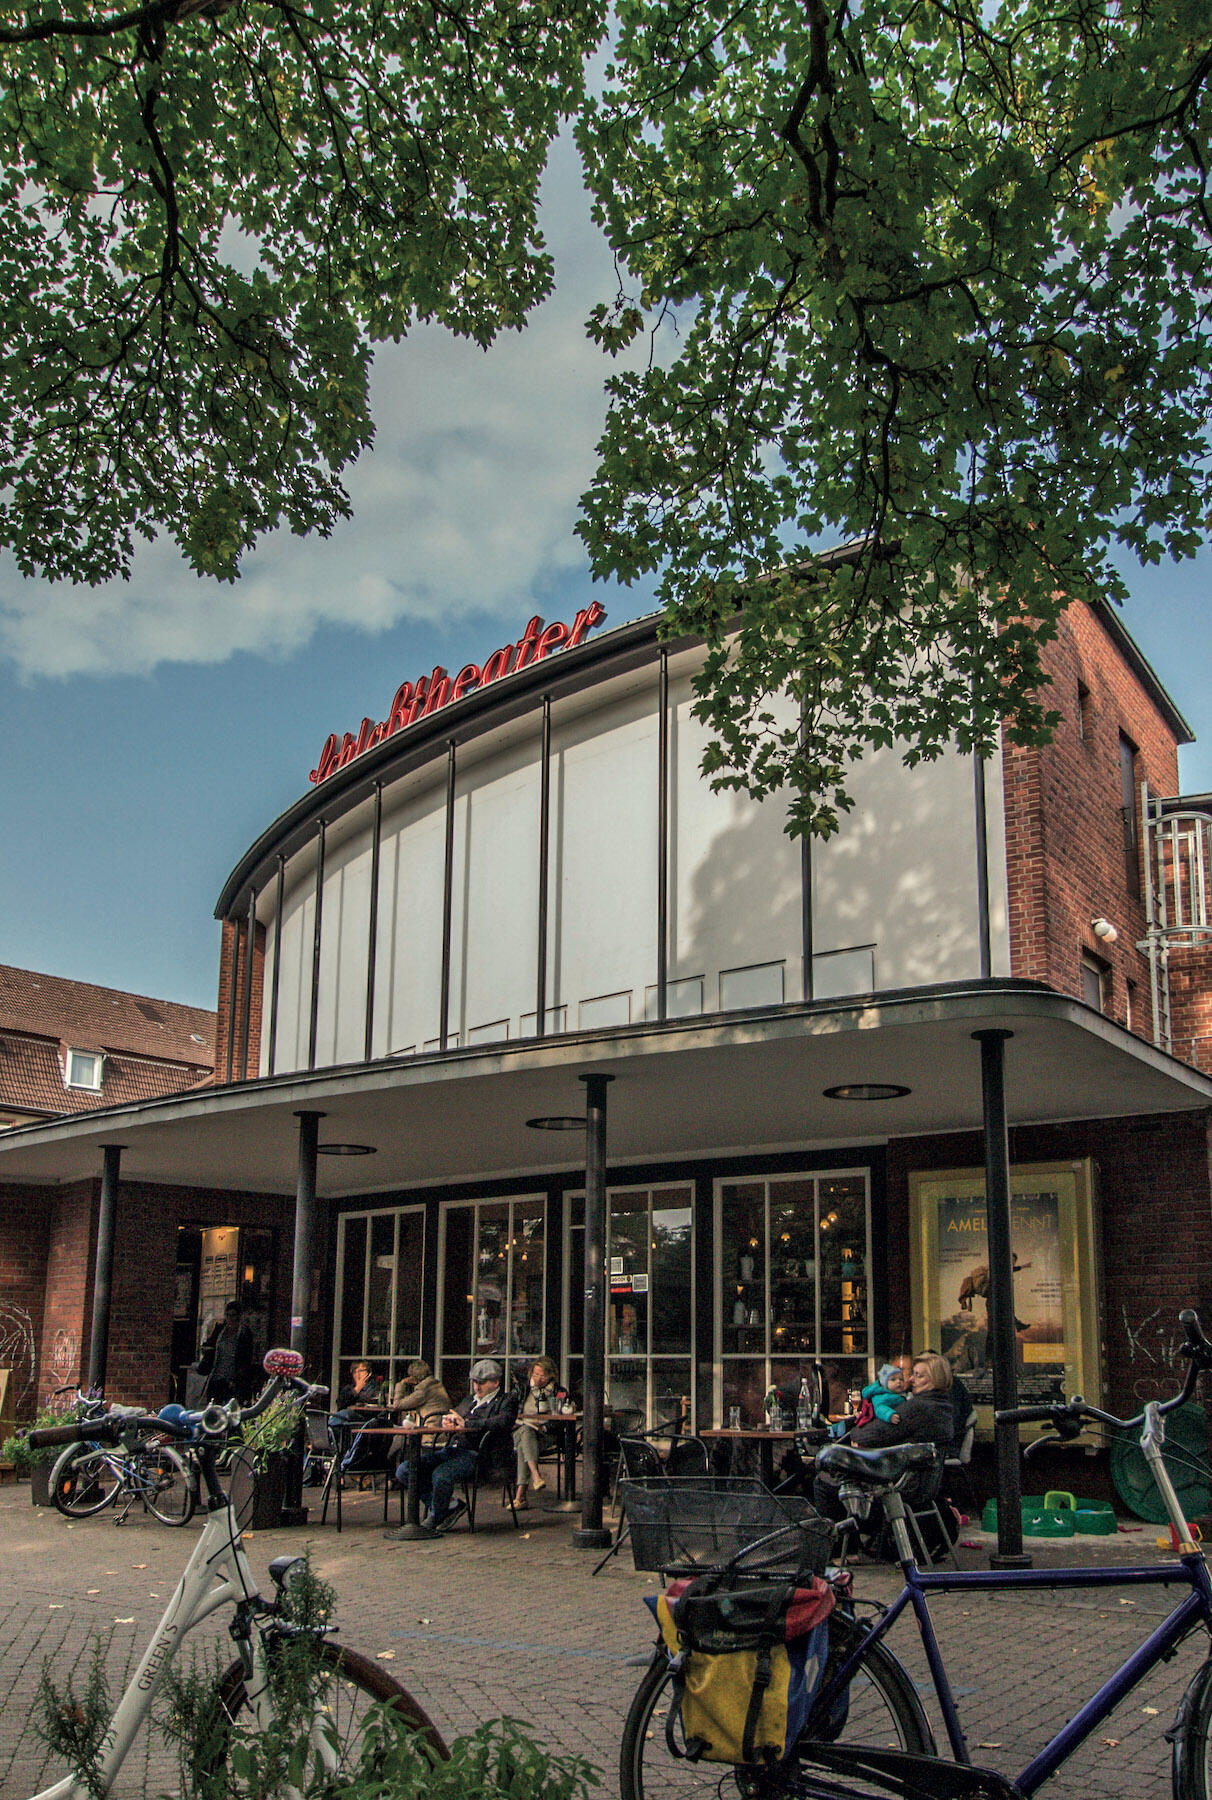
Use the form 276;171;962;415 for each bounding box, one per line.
727;1405;742;1430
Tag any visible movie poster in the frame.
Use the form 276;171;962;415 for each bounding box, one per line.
909;1161;1101;1418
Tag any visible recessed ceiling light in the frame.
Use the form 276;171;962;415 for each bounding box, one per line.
525;1115;587;1131
317;1143;376;1156
823;1082;911;1101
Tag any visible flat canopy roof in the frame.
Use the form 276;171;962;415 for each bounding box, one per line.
0;982;1208;1197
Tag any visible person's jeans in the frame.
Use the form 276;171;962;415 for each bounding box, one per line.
416;1445;478;1526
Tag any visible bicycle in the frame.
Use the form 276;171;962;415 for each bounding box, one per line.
27;1348;448;1798
49;1403;198;1526
618;1306;1212;1800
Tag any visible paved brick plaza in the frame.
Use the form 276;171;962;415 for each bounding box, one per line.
0;1483;1202;1798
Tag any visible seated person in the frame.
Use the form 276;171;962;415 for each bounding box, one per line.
813;1352;955;1534
387;1359;450;1461
330;1361;390;1478
389;1358;516;1536
513;1355;559;1509
333;1360;385;1417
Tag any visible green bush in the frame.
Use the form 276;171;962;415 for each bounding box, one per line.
1;1401;85;1472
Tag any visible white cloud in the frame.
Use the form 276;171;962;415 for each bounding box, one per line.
0;140;630;682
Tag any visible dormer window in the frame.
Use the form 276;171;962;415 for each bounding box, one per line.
65;1049;103;1091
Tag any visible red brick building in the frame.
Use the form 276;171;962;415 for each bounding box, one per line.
0;597;1210;1457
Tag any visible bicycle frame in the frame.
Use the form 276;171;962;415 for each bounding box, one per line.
32;1489;267;1800
814;1400;1212;1797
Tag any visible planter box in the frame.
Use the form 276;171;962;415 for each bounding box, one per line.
30;1464;53;1508
229;1448;306;1530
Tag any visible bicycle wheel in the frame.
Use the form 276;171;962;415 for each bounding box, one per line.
51;1444;121;1518
1173;1655;1212;1800
139;1444;197;1525
619;1612;932;1800
216;1642;449;1775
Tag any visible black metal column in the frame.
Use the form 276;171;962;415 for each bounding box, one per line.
657;649;669;1022
975;1028;1031;1567
86;1144;122;1394
440;741;457;1051
267;854;285;1076
290;1111;324;1362
573;1072;614;1549
536;699;552;1036
364;781;383;1061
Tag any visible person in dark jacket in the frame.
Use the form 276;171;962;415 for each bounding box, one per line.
386;1358;517;1537
813;1351;955;1525
200;1301;258;1405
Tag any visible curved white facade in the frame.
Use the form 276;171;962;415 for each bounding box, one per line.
246;623;1010;1077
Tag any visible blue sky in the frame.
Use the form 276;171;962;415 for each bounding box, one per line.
1;142;1209;1013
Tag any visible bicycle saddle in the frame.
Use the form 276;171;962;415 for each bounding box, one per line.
816;1441;937;1484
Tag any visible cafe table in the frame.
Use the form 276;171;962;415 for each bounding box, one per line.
699;1426;800;1489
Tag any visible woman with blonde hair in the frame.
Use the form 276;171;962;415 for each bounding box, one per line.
513;1354;559;1509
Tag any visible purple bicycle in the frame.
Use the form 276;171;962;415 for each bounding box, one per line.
620;1307;1212;1800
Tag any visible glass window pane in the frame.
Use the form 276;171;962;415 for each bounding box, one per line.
366;1213;395;1362
510;1201;546;1365
338;1218;366;1358
441;1207;475;1362
818;1177;869;1355
609;1190;649;1358
393;1213;424;1368
607;1357;646;1426
652;1190;692;1354
722;1357;766;1427
769;1178;817;1361
475;1203;510;1360
721;1181;766;1359
567;1222;584;1359
651;1361;690;1430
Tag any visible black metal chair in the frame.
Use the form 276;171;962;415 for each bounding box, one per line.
307;1412;344;1531
665;1435;711;1478
593;1435;666;1574
458;1417;521;1532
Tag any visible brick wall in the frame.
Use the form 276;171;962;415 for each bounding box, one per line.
1002;601;1180;1037
38;1183;96;1406
0;1187;50;1421
214;918;266;1083
886;1108;1212;1419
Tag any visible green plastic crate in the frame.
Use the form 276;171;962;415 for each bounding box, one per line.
981;1496;1075;1537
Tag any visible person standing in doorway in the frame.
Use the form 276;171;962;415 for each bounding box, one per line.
201;1301;257;1404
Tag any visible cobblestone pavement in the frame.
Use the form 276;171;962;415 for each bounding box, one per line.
0;1482;1206;1799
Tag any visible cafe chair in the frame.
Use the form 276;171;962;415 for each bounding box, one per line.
593;1435;666;1575
666;1435;710;1478
904;1456;961;1569
944;1407;980;1511
458;1418;521;1532
305;1411;344;1531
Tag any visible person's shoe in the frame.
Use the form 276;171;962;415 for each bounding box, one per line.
532;1475;547;1493
384;1526;434;1541
513;1488;529;1510
433;1498;467;1534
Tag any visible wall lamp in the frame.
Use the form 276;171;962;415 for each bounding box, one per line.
1091;917;1119;944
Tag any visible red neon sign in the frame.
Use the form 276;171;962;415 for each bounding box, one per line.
308;602;607;785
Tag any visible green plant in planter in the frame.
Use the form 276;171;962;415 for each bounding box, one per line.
238;1387;305;1473
1;1400;88;1473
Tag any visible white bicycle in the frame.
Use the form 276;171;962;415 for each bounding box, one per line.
27;1348;448;1798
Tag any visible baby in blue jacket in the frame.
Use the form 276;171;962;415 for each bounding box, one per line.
830;1361;907;1436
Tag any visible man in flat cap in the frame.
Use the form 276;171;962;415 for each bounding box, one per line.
388;1357;515;1537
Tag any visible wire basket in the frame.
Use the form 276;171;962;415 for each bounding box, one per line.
618;1476;834;1578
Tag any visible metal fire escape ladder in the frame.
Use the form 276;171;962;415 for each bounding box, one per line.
1140;781;1212;1052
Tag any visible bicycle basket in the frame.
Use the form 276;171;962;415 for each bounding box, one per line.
618;1476;833;1577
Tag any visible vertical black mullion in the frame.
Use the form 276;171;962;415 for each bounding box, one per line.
239;888;257;1079
974;752;992;979
800;698;813;1001
307;819;326;1071
364;781;384;1060
536;697;552;1035
268;854;285;1076
657;647;669;1021
224;919;239;1083
439;740;457;1051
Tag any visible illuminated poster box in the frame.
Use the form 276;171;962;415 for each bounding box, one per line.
909;1160;1102;1431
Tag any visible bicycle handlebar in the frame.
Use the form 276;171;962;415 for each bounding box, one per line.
995;1307;1210;1439
28;1350;324;1452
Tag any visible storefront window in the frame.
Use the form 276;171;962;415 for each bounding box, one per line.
565;1184;693;1428
438;1196;546;1402
332;1206;425;1399
718;1172;870;1422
